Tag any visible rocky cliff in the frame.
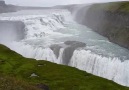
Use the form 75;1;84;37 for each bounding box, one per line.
0;0;16;13
0;0;51;14
75;1;129;49
0;0;5;6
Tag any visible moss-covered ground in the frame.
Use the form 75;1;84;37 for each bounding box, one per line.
89;1;129;12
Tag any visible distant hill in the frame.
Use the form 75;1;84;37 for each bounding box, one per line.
0;0;16;13
0;1;50;14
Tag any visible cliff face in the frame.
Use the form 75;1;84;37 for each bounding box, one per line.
0;1;7;13
0;0;6;6
0;1;16;13
75;1;129;49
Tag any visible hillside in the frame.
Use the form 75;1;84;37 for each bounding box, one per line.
0;0;50;14
0;0;17;13
75;1;129;50
88;1;129;12
0;44;129;90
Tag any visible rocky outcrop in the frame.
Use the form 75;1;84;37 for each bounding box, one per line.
62;41;86;65
50;44;62;58
75;1;129;50
0;0;16;13
0;0;6;6
50;41;86;65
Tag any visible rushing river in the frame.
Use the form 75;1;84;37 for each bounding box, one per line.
0;9;129;86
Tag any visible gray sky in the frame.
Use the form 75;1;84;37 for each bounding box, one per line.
4;0;127;7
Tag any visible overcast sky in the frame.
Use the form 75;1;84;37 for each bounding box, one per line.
4;0;127;7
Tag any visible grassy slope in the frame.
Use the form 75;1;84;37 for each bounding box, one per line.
89;1;129;12
0;44;129;90
0;74;41;90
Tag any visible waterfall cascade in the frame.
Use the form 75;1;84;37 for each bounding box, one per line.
0;9;129;86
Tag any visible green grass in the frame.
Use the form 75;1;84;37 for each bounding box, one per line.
90;1;129;12
0;44;129;90
0;74;41;90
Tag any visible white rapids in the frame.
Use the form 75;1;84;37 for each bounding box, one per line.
0;9;129;86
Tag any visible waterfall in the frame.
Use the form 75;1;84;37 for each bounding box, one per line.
0;9;129;86
69;50;129;86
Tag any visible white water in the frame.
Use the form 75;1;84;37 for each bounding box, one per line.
0;9;129;86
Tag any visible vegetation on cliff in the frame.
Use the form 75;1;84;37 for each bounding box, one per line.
0;74;40;90
88;1;129;12
0;44;129;90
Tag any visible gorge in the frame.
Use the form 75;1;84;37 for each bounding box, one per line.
1;0;129;89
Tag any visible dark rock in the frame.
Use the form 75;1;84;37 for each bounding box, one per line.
0;1;6;7
0;60;5;64
50;41;86;65
0;1;17;13
64;41;79;45
37;84;49;90
62;41;86;65
50;44;62;58
64;41;86;47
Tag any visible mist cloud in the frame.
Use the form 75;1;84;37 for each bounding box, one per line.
5;0;127;7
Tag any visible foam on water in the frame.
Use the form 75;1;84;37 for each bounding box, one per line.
0;10;73;40
69;50;129;86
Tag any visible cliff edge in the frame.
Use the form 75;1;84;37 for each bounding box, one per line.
75;1;129;50
0;0;16;13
